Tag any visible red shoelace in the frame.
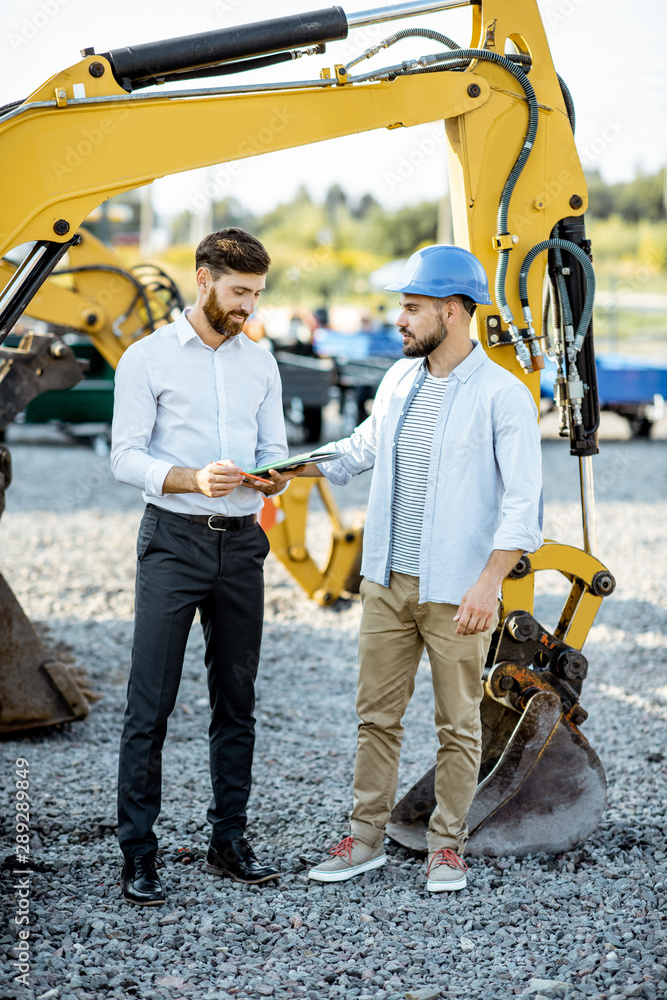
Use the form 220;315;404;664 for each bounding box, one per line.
329;836;356;862
427;848;468;876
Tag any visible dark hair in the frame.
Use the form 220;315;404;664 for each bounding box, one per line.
439;293;476;317
460;295;477;317
195;228;271;278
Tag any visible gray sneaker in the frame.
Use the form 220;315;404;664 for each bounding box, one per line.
308;835;386;883
426;848;468;892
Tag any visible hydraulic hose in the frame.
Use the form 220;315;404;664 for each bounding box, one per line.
553;248;574;329
542;280;551;345
0;99;24;119
381;27;460;49
386;49;538;243
385;47;538;367
547;250;562;343
557;74;576;133
54;264;157;333
351;44;582;375
519;239;595;350
345;26;460;73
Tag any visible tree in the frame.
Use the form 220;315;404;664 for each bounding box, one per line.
350;193;380;220
585;170;615;219
362;201;438;257
324;184;348;225
584;168;665;222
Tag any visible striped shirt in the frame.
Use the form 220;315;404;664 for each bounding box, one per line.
390;372;449;575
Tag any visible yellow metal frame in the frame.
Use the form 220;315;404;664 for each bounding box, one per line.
261;479;363;606
501;541;608;650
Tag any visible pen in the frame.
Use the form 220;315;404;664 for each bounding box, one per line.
214;461;272;486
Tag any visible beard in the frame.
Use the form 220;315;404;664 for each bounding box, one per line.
401;314;447;357
203;285;249;338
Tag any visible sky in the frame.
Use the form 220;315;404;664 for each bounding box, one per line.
1;0;666;220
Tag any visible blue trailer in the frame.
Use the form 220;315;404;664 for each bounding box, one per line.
541;353;667;437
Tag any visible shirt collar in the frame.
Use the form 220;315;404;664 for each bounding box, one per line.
175;309;199;346
449;340;487;383
175;308;247;351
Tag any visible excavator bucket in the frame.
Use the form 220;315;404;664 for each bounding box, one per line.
0;329;91;732
387;545;615;857
0;572;90;733
387;689;606;857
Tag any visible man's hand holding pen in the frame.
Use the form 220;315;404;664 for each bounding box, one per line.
238;464;307;496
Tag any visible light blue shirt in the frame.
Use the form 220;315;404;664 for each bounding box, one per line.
110;310;288;516
319;341;543;605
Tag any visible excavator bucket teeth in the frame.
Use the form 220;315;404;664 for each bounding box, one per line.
0;572;90;733
387;690;606;857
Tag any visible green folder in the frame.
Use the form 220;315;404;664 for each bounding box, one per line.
247;450;343;475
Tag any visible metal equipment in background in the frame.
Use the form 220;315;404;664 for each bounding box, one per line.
260;478;363;606
0;331;91;731
0;0;617;854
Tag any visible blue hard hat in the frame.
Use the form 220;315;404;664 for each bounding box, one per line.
385;244;493;304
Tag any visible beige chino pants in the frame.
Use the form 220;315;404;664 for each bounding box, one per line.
350;572;498;855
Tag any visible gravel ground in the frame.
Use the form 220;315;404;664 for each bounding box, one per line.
0;406;666;1000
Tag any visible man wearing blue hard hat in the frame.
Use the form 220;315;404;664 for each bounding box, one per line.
290;244;543;891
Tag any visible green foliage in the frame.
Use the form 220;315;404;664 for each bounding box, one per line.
360;201;438;257
248;186;417;304
586;168;665;222
586;217;667;288
158;172;666;308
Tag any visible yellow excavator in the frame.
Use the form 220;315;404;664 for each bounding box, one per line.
0;0;615;857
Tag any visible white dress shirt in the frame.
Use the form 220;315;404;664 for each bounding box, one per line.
110;310;288;516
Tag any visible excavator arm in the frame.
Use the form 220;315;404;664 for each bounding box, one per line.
0;0;614;853
0;229;183;368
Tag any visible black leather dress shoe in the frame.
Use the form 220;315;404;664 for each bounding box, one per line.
121;852;166;906
206;837;279;884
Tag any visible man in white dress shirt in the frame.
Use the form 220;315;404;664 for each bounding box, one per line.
111;229;291;905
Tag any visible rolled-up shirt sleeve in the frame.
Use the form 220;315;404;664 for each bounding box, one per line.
110;345;173;496
317;370;394;484
491;382;544;553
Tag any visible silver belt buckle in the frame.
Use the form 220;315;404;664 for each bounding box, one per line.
207;514;228;531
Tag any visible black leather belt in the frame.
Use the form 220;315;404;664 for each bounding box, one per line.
193;513;257;531
147;505;257;532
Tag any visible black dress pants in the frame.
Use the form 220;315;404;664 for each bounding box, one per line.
117;504;270;859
